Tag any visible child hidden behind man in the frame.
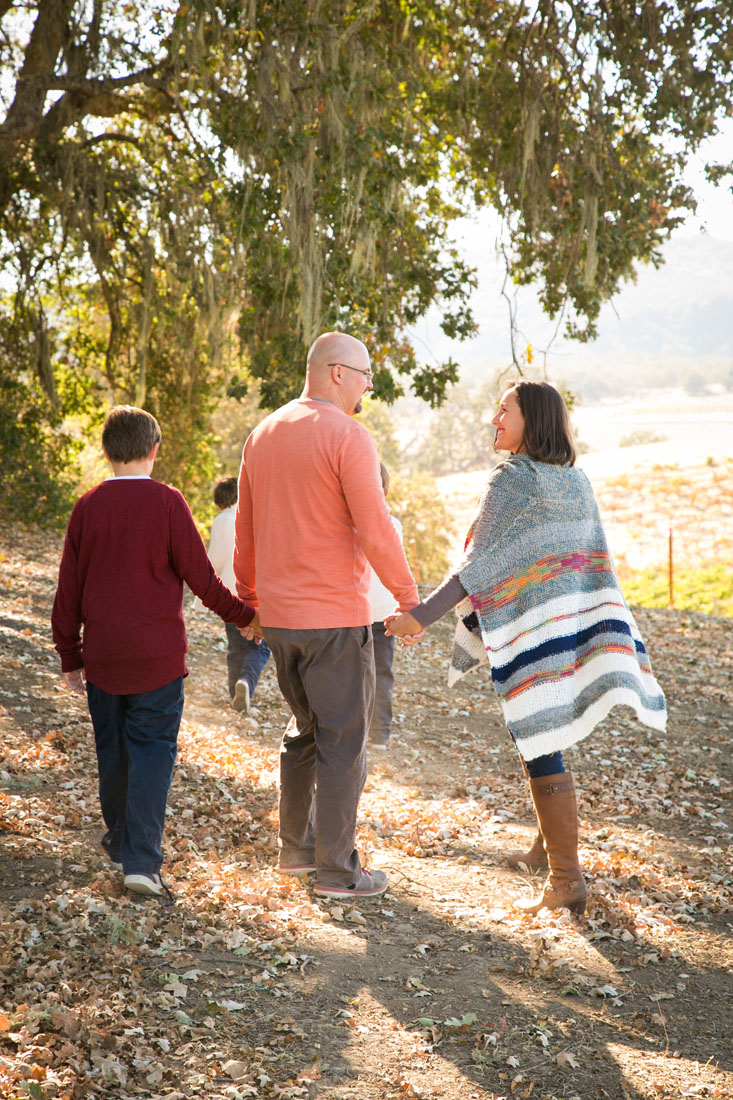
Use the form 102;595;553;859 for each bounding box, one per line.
193;476;271;714
367;462;403;749
51;406;255;901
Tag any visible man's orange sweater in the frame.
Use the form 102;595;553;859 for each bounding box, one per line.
234;399;419;629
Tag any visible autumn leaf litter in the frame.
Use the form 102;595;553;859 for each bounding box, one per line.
1;527;731;1100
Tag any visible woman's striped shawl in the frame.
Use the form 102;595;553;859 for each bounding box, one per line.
449;454;667;761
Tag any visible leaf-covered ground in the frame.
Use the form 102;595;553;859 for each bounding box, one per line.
1;526;731;1100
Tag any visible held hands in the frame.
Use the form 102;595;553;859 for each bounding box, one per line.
64;669;86;696
240;609;263;642
384;610;426;648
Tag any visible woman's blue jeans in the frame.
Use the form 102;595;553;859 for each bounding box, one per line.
526;750;565;779
86;677;184;876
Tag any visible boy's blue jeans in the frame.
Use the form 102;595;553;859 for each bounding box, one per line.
225;623;270;699
86;677;184;876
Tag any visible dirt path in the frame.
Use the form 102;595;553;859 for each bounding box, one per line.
1;527;731;1100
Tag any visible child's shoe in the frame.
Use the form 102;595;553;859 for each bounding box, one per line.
232;679;250;714
124;873;174;903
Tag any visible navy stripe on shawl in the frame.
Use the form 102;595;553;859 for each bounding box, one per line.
490;618;647;685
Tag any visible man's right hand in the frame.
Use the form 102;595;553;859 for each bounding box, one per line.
384;610;422;638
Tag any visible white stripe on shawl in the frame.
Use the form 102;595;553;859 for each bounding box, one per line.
448;625;487;688
515;687;668;761
475;585;628;652
499;650;659;722
488;597;640;666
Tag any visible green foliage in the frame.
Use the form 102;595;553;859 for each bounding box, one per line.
0;308;78;527
389;474;452;585
192;387;274;538
0;371;78;528
215;0;478;407
356;399;402;472
209;388;269;479
463;2;733;343
621;564;733;618
2;1;733;518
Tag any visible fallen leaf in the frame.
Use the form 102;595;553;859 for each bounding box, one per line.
222;1059;248;1080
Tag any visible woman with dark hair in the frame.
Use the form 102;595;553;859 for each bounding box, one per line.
386;380;666;916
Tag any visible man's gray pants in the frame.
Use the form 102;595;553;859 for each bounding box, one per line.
262;625;375;888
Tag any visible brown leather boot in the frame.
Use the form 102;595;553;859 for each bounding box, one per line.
513;772;587;916
505;830;548;870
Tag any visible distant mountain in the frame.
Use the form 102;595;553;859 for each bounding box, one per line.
586;235;733;356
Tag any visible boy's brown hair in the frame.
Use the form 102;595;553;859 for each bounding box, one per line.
213;476;238;509
102;406;162;464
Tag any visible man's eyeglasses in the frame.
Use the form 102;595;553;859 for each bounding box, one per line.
328;362;373;383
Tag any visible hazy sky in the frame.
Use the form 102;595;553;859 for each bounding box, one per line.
409;123;733;384
676;124;733;241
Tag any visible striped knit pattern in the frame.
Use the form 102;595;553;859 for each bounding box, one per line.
449;455;667;760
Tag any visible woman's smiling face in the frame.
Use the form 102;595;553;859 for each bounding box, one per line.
492;387;525;453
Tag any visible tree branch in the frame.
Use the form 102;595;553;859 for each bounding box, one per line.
16;67;162;96
80;132;142;149
0;0;76;144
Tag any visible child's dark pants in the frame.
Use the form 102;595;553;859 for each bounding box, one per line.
86;677;185;876
368;621;395;745
225;623;271;699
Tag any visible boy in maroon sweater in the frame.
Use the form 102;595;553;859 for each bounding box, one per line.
52;406;255;900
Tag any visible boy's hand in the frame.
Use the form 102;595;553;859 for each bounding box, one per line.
64;669;86;695
241;610;263;641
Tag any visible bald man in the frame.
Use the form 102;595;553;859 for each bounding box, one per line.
234;332;419;899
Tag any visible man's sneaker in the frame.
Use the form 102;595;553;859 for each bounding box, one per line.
124;873;174;904
101;832;123;871
313;869;388;899
278;861;317;876
232;680;250;714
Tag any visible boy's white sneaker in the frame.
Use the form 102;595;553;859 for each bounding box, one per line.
124;873;173;903
232;679;250;714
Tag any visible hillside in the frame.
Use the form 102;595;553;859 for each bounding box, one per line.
1;525;731;1100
